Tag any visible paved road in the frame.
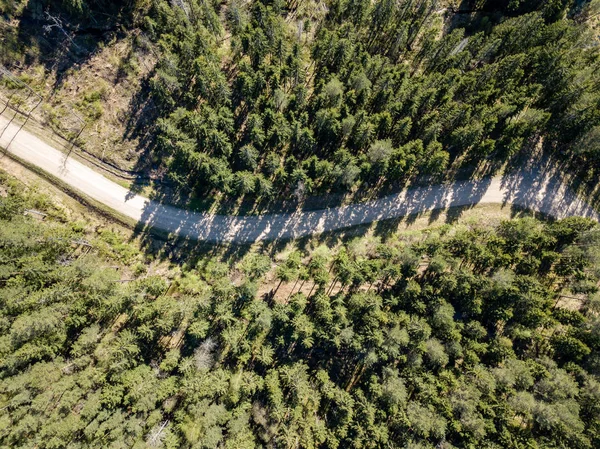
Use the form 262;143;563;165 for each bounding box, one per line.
1;115;598;243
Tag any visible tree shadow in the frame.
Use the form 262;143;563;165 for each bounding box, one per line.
500;142;600;221
9;1;134;89
124;133;599;268
129;168;497;251
100;0;597;263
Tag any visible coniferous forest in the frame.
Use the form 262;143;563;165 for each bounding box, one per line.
2;1;600;448
146;0;600;200
2;173;600;448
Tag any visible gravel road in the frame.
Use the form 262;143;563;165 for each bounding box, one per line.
1;114;598;243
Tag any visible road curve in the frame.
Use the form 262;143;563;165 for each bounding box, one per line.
1;115;598;243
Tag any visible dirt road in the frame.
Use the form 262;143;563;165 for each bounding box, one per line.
1;114;598;243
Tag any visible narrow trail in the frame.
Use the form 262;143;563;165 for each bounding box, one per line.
1;115;598;243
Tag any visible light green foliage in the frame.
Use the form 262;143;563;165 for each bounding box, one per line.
3;161;600;446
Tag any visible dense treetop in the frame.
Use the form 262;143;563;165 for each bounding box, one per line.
144;0;600;201
2;172;600;448
3;0;600;205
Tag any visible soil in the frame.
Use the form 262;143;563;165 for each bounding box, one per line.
2;29;156;171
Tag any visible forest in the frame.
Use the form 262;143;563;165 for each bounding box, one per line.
147;0;600;202
1;0;599;205
2;172;600;448
2;1;600;448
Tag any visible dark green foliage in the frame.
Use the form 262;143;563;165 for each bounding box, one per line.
138;0;600;201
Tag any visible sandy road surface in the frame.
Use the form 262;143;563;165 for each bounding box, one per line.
1;115;598;243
